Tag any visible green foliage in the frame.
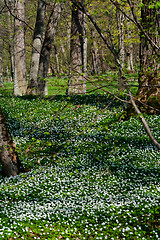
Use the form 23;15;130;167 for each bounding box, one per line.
0;84;159;239
155;1;160;9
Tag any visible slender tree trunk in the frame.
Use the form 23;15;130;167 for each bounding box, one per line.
0;106;24;177
126;43;134;72
14;0;27;96
116;9;125;90
90;28;100;75
6;6;14;82
54;44;60;74
100;47;106;73
125;19;134;72
0;38;3;87
27;0;46;95
6;66;10;82
37;1;64;95
9;43;14;82
117;12;125;68
83;14;87;73
68;0;86;94
60;43;67;73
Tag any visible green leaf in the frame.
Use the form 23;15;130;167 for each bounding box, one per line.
148;4;154;9
105;126;108;130
44;132;50;135
155;1;160;9
139;3;144;8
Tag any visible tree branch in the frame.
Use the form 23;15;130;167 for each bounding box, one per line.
126;83;160;150
4;0;33;31
110;0;160;56
71;0;160;151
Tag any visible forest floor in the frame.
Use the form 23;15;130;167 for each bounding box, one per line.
0;77;160;239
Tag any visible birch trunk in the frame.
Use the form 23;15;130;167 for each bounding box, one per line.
83;14;87;73
116;10;125;90
117;10;125;68
14;0;27;96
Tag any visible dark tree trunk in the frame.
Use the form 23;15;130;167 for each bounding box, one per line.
37;2;63;95
67;0;86;94
27;0;46;95
0;107;24;177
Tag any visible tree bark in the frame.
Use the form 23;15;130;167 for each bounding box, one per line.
83;14;87;73
14;0;27;96
117;10;125;68
126;43;134;72
37;1;64;95
6;4;14;82
27;0;46;95
90;28;100;75
116;9;125;90
54;44;60;74
0;106;24;177
0;38;3;87
67;0;86;94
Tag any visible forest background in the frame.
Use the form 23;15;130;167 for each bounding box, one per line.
0;0;160;239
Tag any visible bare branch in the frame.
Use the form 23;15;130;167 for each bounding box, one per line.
126;83;160;150
4;0;33;31
110;0;160;56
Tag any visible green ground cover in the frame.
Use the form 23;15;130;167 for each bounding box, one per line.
47;72;138;96
0;80;159;239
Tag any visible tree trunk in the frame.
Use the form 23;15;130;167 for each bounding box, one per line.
136;0;160;113
126;43;134;72
125;19;134;72
14;0;27;96
37;1;64;95
27;0;46;95
117;10;125;68
0;106;24;177
6;6;14;82
83;14;87;73
116;9;125;90
0;38;3;87
67;0;86;94
9;42;14;82
54;44;60;74
90;28;100;75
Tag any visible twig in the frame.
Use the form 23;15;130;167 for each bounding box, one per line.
126;83;160;150
4;0;33;31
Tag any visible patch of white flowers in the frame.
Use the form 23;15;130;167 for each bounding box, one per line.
0;95;160;239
